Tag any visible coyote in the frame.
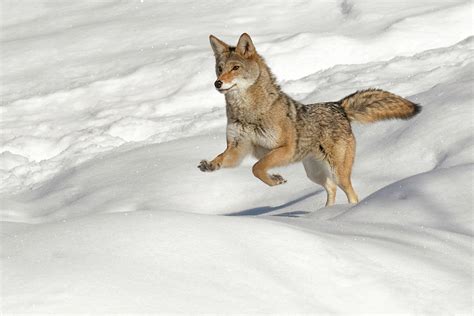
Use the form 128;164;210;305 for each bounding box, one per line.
198;33;421;207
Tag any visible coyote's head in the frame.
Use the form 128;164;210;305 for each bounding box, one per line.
209;33;260;94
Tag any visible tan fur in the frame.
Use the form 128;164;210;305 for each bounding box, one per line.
340;89;421;123
219;71;236;84
199;33;421;207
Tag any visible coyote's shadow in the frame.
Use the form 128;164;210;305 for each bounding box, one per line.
227;190;322;217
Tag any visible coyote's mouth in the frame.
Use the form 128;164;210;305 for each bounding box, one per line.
217;84;236;93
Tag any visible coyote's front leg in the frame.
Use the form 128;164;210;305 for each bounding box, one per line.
198;139;249;172
252;145;294;186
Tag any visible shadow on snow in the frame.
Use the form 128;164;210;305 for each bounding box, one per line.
226;190;323;217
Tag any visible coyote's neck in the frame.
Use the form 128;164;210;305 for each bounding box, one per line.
225;56;281;121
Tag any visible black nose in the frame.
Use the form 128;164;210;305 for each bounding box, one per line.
214;80;222;89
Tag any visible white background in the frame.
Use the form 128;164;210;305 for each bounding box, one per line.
1;0;472;313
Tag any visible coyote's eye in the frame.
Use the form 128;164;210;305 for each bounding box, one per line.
217;65;223;73
232;65;240;71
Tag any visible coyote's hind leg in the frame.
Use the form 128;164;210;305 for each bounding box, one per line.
332;138;359;204
303;157;337;207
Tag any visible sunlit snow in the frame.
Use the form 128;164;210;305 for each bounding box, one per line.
1;0;472;314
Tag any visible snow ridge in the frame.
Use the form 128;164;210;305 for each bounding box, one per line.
1;1;473;314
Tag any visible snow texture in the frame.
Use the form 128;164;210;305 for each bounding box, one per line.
1;0;473;314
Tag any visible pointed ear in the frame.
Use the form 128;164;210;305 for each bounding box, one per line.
209;35;229;56
236;33;256;58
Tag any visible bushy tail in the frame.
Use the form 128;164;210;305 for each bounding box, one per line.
339;89;421;123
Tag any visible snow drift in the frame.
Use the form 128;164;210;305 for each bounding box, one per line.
1;0;472;314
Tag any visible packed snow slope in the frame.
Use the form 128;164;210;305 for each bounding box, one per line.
1;0;473;314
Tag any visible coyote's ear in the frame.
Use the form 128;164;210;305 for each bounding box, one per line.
236;33;256;58
209;35;229;56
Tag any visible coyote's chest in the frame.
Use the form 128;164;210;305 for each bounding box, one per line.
227;120;279;149
225;94;280;149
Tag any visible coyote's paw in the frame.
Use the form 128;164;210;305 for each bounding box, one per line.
270;174;287;186
198;160;216;172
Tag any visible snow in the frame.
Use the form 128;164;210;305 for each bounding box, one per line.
1;0;473;314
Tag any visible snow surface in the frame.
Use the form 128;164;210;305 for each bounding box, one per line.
1;0;473;314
